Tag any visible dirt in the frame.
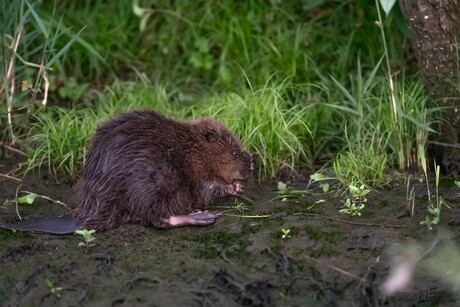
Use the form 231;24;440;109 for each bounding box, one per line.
1;155;459;306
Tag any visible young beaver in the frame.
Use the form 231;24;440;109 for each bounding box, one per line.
1;110;254;234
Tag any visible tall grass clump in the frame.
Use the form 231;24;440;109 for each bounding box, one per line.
321;59;437;173
26;108;95;179
1;0;85;145
333;147;389;190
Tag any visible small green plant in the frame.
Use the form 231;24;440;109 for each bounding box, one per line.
75;229;96;251
219;199;252;215
281;228;291;239
339;184;370;216
46;279;63;298
418;145;449;230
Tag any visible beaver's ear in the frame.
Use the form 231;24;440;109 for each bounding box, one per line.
204;130;216;143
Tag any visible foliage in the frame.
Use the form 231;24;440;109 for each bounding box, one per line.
26;108;95;179
75;229;96;252
281;228;291;239
3;192;38;206
0;0;85;143
418;145;449;230
46;279;63;298
339;184;370;216
3;0;436;183
333;147;389;190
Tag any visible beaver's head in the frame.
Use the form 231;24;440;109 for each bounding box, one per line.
192;118;254;195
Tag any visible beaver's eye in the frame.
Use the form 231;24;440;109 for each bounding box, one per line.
232;150;240;158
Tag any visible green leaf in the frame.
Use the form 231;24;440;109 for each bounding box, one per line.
277;181;287;191
309;172;335;182
17;193;38;205
46;26;87;68
25;0;49;38
349;185;359;193
310;172;325;181
379;0;397;16
455;181;460;188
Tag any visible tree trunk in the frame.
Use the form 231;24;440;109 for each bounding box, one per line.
399;0;460;174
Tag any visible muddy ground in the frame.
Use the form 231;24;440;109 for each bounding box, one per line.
1;155;459;307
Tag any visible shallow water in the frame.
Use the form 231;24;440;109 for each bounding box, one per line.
1;156;459;306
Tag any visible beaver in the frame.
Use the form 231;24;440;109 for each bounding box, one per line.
1;110;254;234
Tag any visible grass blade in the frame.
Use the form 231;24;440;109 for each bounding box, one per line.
46;25;87;68
25;0;48;38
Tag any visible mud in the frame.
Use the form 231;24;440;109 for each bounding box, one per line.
1;155;459;306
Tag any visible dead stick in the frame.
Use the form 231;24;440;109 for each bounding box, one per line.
41;70;49;106
0;142;27;157
23;190;70;210
294;213;408;228
428;140;460;150
303;254;368;283
15;184;24;221
6;25;23;144
0;173;22;182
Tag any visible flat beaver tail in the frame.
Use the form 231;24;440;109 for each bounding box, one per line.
0;217;81;235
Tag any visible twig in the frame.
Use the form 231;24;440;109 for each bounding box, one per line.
0;173;22;182
5;162;25;178
15;184;24;221
41;70;49;106
303;253;368;283
428;140;460;150
6;24;24;144
293;213;408;228
0;142;27;156
23;190;71;211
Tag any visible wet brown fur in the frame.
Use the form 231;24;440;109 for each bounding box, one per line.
73;110;253;231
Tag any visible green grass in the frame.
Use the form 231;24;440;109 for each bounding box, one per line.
31;1;409;90
1;1;437;183
25;72;436;182
25;78;316;179
0;0;86;143
26;107;94;179
333;148;389;190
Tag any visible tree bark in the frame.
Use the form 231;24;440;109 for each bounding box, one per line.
399;0;460;174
